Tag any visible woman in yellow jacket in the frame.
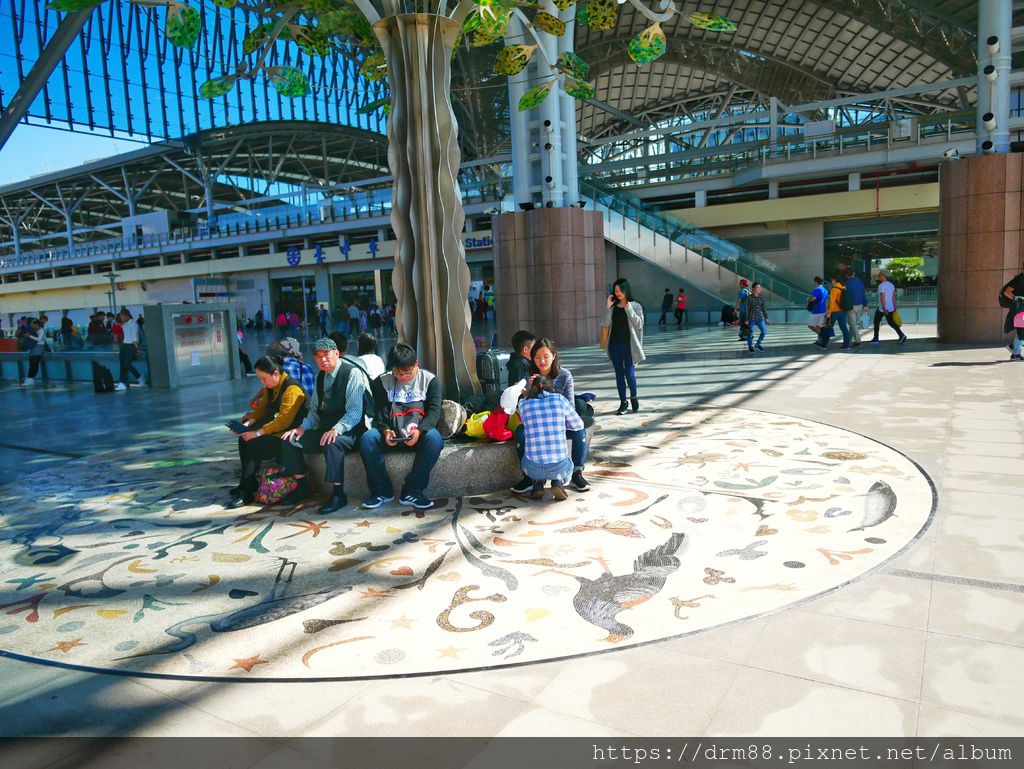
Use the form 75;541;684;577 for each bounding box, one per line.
228;356;307;508
817;272;852;350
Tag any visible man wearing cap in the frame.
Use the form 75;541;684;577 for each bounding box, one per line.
280;337;369;512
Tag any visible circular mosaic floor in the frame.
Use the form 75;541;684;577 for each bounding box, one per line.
0;405;935;680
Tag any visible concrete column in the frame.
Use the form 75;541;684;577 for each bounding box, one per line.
848;172;861;192
694;190;708;208
937;153;1023;343
768;181;779;199
978;0;1012;153
314;268;331;313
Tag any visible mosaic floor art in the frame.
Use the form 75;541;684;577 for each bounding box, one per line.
0;405;935;680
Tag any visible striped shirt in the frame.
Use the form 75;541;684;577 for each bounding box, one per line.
518;391;584;465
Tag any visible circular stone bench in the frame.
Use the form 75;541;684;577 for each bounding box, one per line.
306;428;594;498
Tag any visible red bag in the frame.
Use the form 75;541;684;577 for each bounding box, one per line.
483;410;513;442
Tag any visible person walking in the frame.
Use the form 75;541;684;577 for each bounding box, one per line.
818;272;851;350
844;269;868;347
318;305;330;337
22;319;45;386
674;288;687;328
807;276;829;336
347;302;360;335
1000;272;1024;360
871;271;907;345
735;279;751;341
600;278;645;415
745;283;769;352
658;289;673;327
275;310;288;337
115;308;142;390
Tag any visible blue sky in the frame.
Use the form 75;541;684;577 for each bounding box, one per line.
0;125;148;186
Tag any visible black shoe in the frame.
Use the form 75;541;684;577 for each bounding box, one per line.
227;485;243;497
1011;353;1023;361
615;400;628;415
278;477;312;506
226;493;253;510
510;474;534;494
569;471;590;492
550;481;568;502
318;489;348;514
630;397;639;413
898;334;908;345
529;482;546;500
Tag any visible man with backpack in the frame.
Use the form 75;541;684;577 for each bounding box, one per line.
844;269;868;347
279;337;369;513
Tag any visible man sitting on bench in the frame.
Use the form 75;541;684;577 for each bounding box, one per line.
359;342;443;511
281;337;368;513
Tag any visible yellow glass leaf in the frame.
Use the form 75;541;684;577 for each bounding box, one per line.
563;76;595;100
517;80;553;111
585;0;617;30
553;0;575;9
532;11;566;36
359;52;387;81
627;22;667;64
494;44;537;75
687;12;738;32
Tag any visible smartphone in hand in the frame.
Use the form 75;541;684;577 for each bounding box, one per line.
225;420;250;434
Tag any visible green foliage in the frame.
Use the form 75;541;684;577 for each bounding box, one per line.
46;0;104;10
296;27;332;56
212;0;238;9
884;257;926;285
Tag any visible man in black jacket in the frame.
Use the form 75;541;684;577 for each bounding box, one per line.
359;343;443;510
507;329;535;389
281;337;368;512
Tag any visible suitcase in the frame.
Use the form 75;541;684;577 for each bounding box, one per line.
476;350;501;393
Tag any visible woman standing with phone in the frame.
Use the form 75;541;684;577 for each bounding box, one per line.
600;278;646;415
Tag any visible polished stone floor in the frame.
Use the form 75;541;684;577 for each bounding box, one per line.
1;320;1022;738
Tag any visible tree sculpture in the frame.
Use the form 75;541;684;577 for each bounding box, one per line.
47;0;736;398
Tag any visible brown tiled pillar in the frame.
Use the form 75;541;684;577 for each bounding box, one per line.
492;208;606;348
939;154;1024;343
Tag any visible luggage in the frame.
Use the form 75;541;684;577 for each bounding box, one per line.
91;361;116;393
0;339;18;352
476;350;501;393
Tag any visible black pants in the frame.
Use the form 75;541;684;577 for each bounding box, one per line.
675;308;686;326
238;434;288;488
119;343;140;384
658;310;668;326
27;355;41;378
872;310;902;340
239;349;253;375
280;428;361;485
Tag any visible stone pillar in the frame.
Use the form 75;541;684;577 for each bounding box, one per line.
938;153;1024;343
493;208;605;349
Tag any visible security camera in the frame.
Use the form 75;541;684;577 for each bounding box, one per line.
984;64;997;82
988;36;1000;54
544;175;553;184
544;142;553;151
942;148;960;160
982;140;995;154
543;119;552;132
983;112;997;131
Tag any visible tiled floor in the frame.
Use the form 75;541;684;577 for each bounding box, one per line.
1;321;1022;737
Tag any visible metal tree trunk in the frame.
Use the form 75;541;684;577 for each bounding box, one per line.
375;13;479;401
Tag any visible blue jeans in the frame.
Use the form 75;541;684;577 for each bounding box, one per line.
747;319;766;350
1014;329;1024;355
515;425;587;472
607;341;637;401
358;427;443;496
522;456;573;485
824;313;850;348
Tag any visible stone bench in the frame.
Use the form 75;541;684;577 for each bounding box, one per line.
306;428;594;498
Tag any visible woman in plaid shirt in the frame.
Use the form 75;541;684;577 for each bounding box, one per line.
517;376;584;501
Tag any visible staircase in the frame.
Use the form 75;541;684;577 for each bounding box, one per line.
580;180;809;306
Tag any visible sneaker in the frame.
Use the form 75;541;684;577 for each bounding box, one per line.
755;344;765;351
399;492;433;509
569;471;591;492
113;382;127;392
630;397;639;413
361;494;395;510
529;482;546;500
898;335;908;345
615;400;628;415
746;347;754;353
814;343;826;350
871;339;880;345
22;377;34;386
550;481;568;502
1011;354;1023;361
839;345;851;350
510;474;534;494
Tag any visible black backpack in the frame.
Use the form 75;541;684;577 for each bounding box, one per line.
92;361;115;393
838;284;853;311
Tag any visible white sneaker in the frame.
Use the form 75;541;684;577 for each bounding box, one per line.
22;378;34;386
114;383;127;392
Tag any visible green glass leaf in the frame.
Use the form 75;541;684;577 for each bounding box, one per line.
46;0;103;11
471;30;499;47
575;5;589;26
584;0;617;31
268;66;311;98
243;24;271;55
563;76;595;100
553;0;575;9
356;96;391;115
296;27;332;56
212;0;237;8
478;4;510;38
462;13;483;33
493;44;536;75
317;9;352;36
303;0;333;13
517;80;553;111
166;5;201;49
687;12;738;32
359;52;387;81
382;102;391;116
532;11;565;36
627;22;666;64
556;51;589;81
200;75;237;99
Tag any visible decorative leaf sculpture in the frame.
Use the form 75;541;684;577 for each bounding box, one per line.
166;4;201;48
478;3;511;37
46;0;104;10
494;44;537;75
563;76;595;100
360;52;387;81
687;12;738;31
627;22;666;64
200;74;237;99
517;80;553;111
532;11;566;36
356;96;391;115
462;13;483;33
243;24;272;55
553;0;575;9
472;31;499;47
303;0;333;13
296;26;332;56
584;0;617;30
575;4;589;26
267;66;312;98
212;0;237;8
556;51;589;80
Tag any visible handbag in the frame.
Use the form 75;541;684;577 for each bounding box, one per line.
806;298;815;312
891;310;902;327
255;464;297;505
1014;311;1024;329
464;411;490;438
